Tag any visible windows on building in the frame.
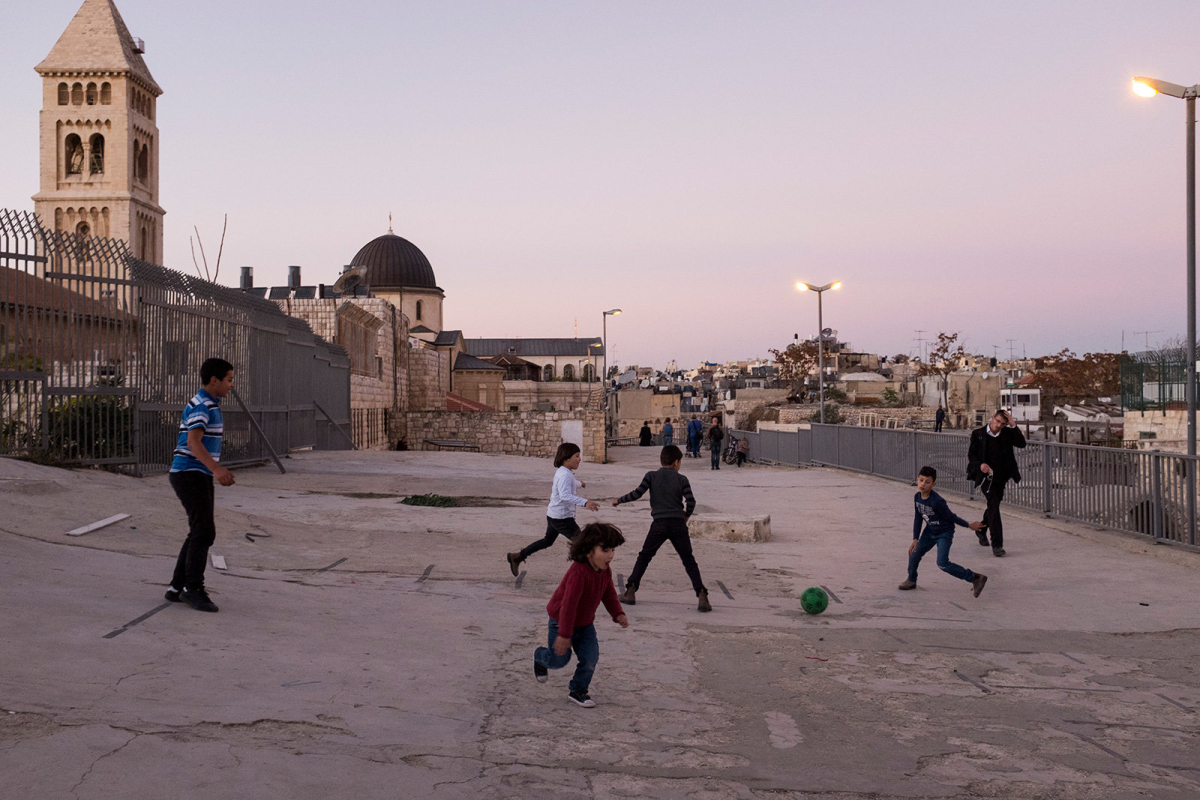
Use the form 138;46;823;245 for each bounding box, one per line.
543;364;554;381
86;82;97;105
65;134;83;175
58;83;69;105
89;134;104;175
71;82;83;104
100;82;111;104
563;364;575;380
415;300;423;321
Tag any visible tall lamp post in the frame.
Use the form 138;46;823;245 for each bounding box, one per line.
603;309;622;439
796;281;842;424
1133;76;1198;545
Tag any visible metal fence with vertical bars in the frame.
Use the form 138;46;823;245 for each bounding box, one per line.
1;208;352;474
732;424;1199;550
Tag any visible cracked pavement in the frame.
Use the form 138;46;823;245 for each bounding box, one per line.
2;447;1200;798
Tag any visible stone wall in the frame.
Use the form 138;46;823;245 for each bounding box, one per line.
409;346;449;413
275;297;408;450
502;380;598;412
1123;409;1195;453
407;408;607;463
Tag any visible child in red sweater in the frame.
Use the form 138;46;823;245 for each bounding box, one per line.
533;522;629;708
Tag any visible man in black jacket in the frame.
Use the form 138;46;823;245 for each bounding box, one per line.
967;409;1026;557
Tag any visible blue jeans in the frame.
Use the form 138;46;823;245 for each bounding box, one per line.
663;433;673;446
908;529;974;583
689;435;701;457
534;618;599;693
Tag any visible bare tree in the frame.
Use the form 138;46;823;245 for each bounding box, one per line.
190;214;228;283
918;332;967;408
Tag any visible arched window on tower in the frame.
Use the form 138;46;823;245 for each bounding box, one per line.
543;364;554;381
71;83;83;104
140;226;148;260
65;134;83;175
100;83;111;104
137;142;149;183
86;83;97;105
76;221;90;238
89;134;104;175
58;83;69;105
415;300;423;321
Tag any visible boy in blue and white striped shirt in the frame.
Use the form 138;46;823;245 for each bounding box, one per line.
165;358;235;613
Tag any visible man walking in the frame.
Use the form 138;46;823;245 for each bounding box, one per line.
707;416;725;470
935;405;946;432
686;415;703;458
967;409;1026;557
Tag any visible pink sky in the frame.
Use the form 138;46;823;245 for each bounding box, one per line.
3;1;1199;368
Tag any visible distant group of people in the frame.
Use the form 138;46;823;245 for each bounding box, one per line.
639;415;727;470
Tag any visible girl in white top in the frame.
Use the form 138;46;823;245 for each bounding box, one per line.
508;442;599;575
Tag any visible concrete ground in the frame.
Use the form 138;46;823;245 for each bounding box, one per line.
3;446;1200;799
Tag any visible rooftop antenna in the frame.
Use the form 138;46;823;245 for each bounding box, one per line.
1006;339;1017;361
1133;330;1163;349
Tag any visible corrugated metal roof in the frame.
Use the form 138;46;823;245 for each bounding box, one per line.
465;337;604;357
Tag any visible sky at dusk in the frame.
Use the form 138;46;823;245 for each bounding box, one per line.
3;1;1199;369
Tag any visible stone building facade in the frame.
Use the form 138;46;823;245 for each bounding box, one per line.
273;295;409;450
34;0;165;264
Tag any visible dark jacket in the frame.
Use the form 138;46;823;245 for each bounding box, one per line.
639;425;653;446
707;425;724;450
967;425;1026;485
616;467;696;520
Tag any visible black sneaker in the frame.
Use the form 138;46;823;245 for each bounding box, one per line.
567;689;595;708
972;574;988;597
164;586;182;602
506;552;522;578
182;588;219;613
533;658;548;683
992;548;1006;558
976;529;990;546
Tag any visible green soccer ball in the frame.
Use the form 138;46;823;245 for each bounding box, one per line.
800;587;829;615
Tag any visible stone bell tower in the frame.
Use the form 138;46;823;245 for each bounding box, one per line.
33;0;164;263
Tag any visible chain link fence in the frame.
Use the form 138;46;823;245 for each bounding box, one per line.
734;424;1199;550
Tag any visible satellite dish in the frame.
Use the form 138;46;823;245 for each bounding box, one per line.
333;266;368;295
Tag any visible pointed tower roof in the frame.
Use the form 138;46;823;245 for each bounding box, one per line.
36;0;161;94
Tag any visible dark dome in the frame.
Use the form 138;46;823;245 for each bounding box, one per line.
350;233;438;290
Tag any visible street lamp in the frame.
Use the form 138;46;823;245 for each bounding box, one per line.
796;281;842;424
602;309;621;440
1133;75;1198;545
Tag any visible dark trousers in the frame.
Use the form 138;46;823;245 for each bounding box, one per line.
935;419;944;432
688;435;701;458
736;452;747;467
627;518;707;596
908;529;974;583
981;477;1008;549
710;444;721;469
519;516;581;561
169;471;216;592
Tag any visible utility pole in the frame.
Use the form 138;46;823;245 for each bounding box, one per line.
1006;339;1017;362
914;330;927;362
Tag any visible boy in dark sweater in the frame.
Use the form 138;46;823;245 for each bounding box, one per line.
612;445;712;612
899;466;988;597
533;523;628;708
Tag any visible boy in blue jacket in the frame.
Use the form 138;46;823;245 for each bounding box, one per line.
899;466;988;597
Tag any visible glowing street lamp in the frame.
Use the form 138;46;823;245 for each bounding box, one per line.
1133;74;1200;545
796;281;842;424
